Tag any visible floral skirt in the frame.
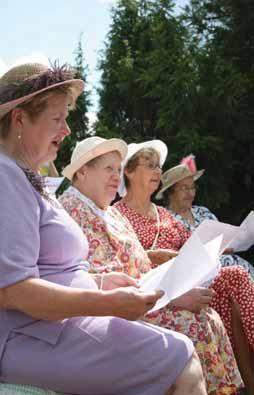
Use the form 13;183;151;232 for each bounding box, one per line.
146;307;242;395
210;265;254;351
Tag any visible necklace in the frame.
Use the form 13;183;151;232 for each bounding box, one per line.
150;203;160;250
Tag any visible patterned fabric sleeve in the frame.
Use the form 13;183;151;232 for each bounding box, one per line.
192;205;218;222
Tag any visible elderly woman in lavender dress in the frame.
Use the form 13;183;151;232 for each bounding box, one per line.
0;62;206;395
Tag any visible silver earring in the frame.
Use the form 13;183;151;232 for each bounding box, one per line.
18;132;21;140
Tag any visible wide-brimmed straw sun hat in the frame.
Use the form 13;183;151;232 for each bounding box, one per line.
118;139;168;197
0;62;84;120
62;136;128;181
155;163;205;200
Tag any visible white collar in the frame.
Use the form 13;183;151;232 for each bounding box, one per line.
68;186;110;221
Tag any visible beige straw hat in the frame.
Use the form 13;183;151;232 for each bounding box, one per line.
0;62;84;120
62;136;128;181
155;164;205;200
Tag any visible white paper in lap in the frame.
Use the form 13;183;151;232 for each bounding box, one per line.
141;211;254;312
140;233;222;312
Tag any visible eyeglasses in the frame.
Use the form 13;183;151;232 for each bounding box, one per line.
137;163;162;171
176;186;197;193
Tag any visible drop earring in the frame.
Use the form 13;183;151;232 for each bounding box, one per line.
18;132;22;140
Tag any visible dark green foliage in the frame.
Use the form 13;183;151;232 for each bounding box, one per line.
55;35;91;175
96;0;254;224
185;0;254;221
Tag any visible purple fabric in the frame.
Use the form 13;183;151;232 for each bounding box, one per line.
0;154;194;395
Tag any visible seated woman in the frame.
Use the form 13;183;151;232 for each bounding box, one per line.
59;137;242;395
156;154;254;280
114;140;254;395
0;63;202;395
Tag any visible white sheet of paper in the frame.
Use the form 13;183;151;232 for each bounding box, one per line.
139;233;222;312
194;219;240;254
194;213;254;253
44;177;64;195
228;211;254;252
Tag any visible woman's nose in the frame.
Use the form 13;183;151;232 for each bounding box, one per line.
62;120;71;136
113;171;121;180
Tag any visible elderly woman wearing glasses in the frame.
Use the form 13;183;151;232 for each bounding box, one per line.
114;140;254;395
156;155;254;280
59;138;243;395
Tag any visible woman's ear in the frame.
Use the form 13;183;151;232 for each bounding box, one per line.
124;167;133;179
75;165;87;183
11;108;25;129
123;167;132;186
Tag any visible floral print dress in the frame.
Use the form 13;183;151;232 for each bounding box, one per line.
115;201;254;354
59;188;243;395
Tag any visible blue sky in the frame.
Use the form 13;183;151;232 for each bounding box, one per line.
0;0;188;123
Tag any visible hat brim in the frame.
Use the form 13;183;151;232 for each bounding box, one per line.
0;79;84;121
62;138;128;181
126;140;168;167
155;169;205;200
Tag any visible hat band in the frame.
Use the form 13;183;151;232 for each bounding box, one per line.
0;64;75;105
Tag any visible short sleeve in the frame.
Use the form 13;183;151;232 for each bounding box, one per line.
0;156;40;288
195;206;218;221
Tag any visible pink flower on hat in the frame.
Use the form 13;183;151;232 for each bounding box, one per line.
180;154;197;173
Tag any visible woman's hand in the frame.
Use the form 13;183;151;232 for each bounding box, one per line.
99;272;139;291
2;277;163;321
170;287;215;313
107;288;164;320
147;249;178;267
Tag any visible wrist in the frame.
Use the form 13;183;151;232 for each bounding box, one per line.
170;295;184;308
82;289;117;317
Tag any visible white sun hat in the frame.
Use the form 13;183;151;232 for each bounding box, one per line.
62;136;128;181
118;139;168;197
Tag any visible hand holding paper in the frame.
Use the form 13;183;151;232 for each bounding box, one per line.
194;211;254;253
139;233;222;312
171;287;215;313
228;211;254;252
